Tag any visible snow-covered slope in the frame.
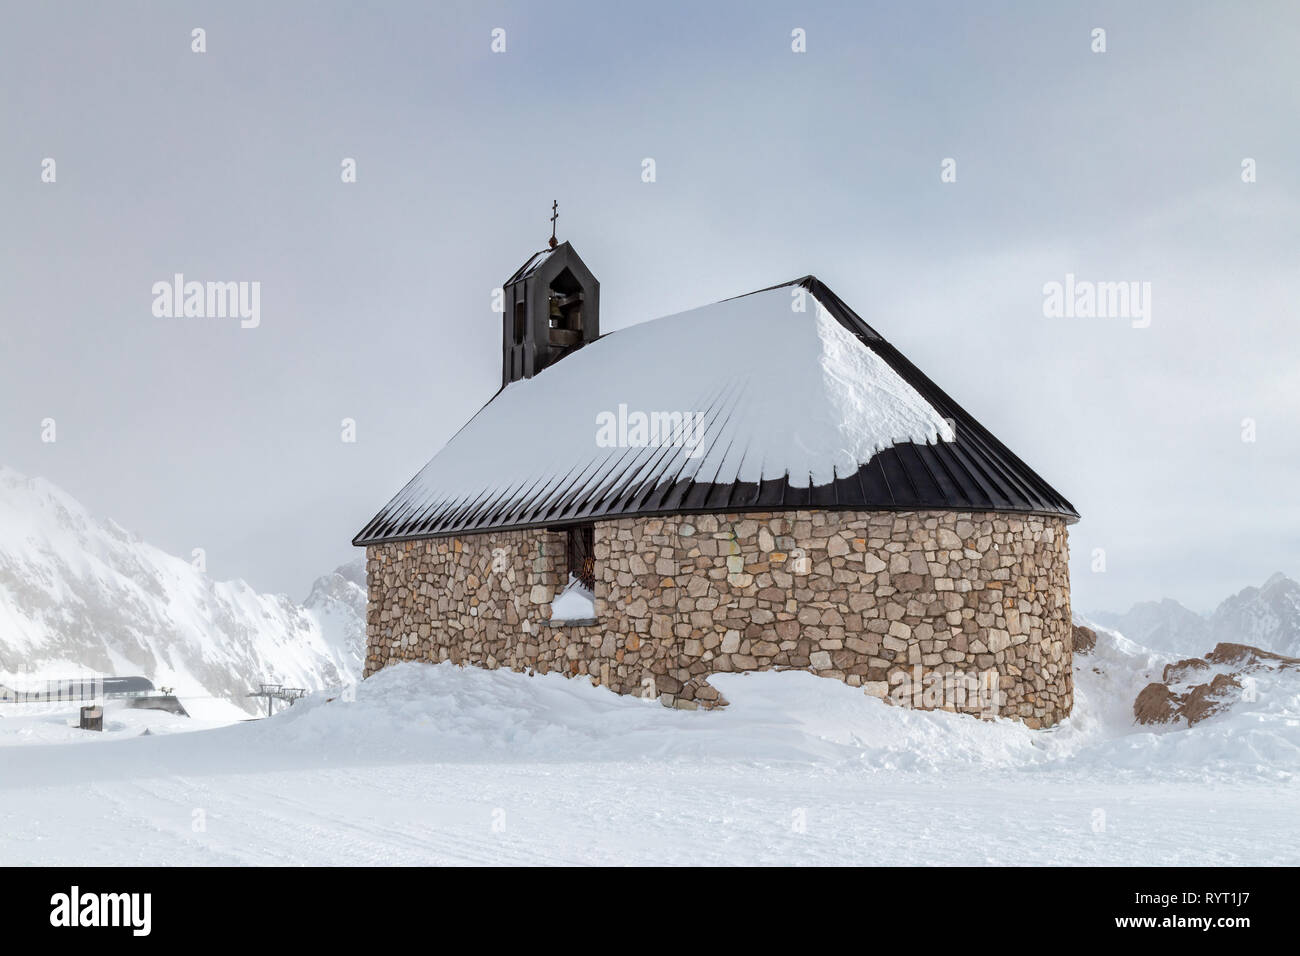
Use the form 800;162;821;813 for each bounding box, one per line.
216;615;1300;783
1068;619;1300;778
1065;617;1168;742
1092;572;1300;659
2;624;1298;864
0;467;364;715
278;648;1300;778
301;560;367;678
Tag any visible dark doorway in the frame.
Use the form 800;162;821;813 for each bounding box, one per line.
566;525;595;589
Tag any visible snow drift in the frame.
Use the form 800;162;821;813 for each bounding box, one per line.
257;619;1300;780
3;619;1297;867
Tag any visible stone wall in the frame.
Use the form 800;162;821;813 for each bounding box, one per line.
365;510;1074;727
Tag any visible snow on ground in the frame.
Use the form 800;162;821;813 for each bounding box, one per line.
1069;617;1300;778
1;625;1297;866
0;698;240;747
0;664;259;725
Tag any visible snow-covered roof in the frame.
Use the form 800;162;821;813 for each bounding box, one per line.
354;277;1077;544
506;248;554;285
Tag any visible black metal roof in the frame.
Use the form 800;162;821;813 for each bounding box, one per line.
354;276;1078;546
103;676;157;695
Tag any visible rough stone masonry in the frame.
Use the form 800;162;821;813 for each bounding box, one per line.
366;509;1073;727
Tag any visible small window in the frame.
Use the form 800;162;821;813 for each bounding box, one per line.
548;524;597;626
566;525;595;589
513;301;526;344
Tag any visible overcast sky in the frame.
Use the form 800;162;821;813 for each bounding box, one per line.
2;1;1297;615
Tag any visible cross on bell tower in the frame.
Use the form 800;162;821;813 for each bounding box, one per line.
548;200;559;250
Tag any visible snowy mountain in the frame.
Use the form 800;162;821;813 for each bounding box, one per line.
0;467;365;716
1092;572;1300;659
301;560;367;677
1208;572;1300;658
1090;598;1211;657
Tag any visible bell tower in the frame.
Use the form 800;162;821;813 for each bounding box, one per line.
501;206;600;387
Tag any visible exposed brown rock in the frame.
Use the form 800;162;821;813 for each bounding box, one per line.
1135;642;1294;727
1071;624;1097;654
1205;642;1300;668
1181;673;1241;726
1162;657;1210;684
1134;682;1181;724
